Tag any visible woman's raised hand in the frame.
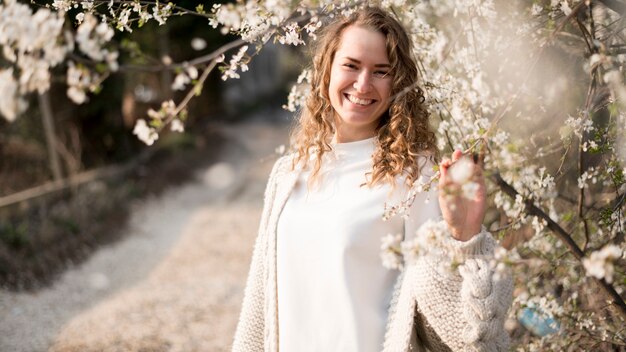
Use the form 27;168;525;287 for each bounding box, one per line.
438;150;487;242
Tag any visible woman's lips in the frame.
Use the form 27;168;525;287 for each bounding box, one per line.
344;93;375;106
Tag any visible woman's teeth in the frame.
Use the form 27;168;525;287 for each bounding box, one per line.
346;94;373;106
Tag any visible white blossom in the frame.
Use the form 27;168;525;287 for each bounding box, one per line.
66;62;98;104
560;1;572;16
283;69;311;112
52;0;72;12
404;219;455;264
380;233;403;270
75;13;118;71
449;157;474;184
186;66;199;80
152;3;172;26
133;119;159;146
0;68;26;122
221;45;249;80
191;37;207;51
583;245;623;283
117;8;132;32
172;72;190;91
275;144;286;155
278;22;304;46
170;119;184;133
0;0;67;94
461;181;479;200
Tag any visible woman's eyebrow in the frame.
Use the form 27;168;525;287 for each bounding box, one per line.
344;56;391;68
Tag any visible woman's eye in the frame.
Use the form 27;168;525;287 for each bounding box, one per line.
375;71;389;77
343;63;357;69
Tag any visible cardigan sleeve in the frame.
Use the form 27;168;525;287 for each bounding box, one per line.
384;159;514;352
405;227;514;352
232;156;286;352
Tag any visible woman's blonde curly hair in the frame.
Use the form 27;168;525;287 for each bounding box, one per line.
290;6;437;187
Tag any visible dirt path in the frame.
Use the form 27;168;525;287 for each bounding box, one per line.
0;117;289;352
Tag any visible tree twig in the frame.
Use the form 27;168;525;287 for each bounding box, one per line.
492;172;626;320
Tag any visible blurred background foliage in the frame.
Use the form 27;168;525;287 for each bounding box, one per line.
0;0;302;290
0;0;300;196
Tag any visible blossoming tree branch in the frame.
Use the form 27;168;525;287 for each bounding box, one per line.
1;0;625;349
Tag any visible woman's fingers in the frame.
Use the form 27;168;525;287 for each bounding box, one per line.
452;149;463;162
439;157;452;184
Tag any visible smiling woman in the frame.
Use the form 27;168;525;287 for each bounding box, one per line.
328;26;393;142
232;6;513;352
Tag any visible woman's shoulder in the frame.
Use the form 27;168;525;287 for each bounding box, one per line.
268;153;301;180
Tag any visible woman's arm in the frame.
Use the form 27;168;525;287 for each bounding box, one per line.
384;156;513;352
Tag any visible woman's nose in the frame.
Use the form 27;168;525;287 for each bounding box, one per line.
353;71;372;93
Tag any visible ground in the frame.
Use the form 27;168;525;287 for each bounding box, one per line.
0;117;290;352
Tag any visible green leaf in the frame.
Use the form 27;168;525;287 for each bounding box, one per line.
608;102;619;117
94;63;107;74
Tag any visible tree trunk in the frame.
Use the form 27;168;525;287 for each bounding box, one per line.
38;91;62;182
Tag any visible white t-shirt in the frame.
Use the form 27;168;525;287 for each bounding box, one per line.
276;137;439;352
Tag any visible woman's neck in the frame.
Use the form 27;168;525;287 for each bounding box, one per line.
333;130;377;143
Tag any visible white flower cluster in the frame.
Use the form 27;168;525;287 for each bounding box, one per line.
583;244;623;283
490;246;518;281
278;22;304;46
1;1;181;119
0;68;26;122
447;157;480;200
283;69;311;112
561;115;594;140
302;16;323;40
221;45;249;81
75;14;118;70
382;174;434;221
530;4;543;17
172;65;199;91
66;62;99;104
132;119;158;146
380;233;403;270
577;166;599;190
0;0;68;121
170;119;184;133
380;219;464;273
151;3;173;26
209;0;355;44
494;192;525;229
133;99;184;145
492;165;557;231
147;100;177;122
51;0;73;12
209;1;288;42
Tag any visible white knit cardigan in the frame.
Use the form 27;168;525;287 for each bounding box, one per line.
232;155;514;352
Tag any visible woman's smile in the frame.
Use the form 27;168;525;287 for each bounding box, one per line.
344;93;376;106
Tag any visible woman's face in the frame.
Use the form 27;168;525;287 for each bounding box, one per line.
328;25;393;143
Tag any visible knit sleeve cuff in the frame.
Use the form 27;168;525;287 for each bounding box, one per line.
441;226;495;259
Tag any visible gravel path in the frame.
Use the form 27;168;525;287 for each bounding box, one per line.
0;118;289;352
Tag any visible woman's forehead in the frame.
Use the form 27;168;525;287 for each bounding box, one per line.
335;25;389;64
